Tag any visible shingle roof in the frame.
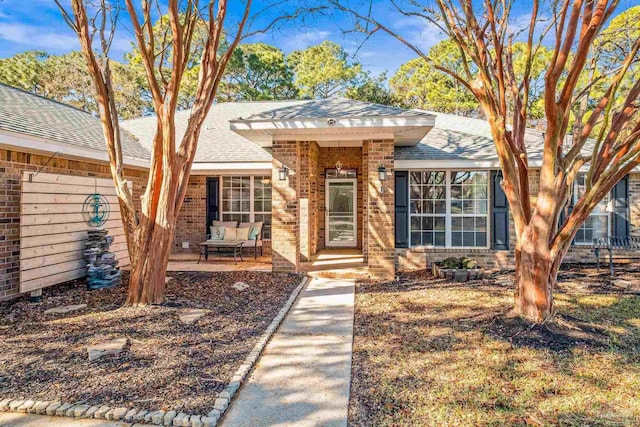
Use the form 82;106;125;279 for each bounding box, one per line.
395;110;546;162
122;100;308;163
0;83;150;160
241;97;432;121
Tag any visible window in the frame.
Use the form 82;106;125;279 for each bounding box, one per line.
254;176;272;240
222;176;251;223
450;171;488;247
574;174;609;244
409;170;489;248
410;171;446;246
221;176;272;239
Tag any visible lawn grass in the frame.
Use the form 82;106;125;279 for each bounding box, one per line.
348;267;640;427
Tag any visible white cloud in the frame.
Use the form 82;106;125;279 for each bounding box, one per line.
0;21;134;58
390;15;446;54
280;29;332;51
0;22;79;51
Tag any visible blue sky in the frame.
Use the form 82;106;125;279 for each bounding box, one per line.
0;0;638;77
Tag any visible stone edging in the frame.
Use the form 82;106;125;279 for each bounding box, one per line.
0;276;309;427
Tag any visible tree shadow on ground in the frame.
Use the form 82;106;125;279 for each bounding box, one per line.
349;267;640;426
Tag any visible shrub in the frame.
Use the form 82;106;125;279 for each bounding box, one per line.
438;257;479;269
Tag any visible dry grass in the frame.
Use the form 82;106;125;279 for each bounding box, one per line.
349;266;640;427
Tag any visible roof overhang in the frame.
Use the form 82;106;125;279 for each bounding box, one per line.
229;115;436;147
0;129;150;170
190;161;271;175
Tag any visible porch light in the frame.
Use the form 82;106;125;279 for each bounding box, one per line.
278;165;288;181
378;165;387;181
335;161;342;174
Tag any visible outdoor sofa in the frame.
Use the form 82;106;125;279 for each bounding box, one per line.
207;220;264;259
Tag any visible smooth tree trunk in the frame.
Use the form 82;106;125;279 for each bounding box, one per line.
126;223;176;305
513;227;557;321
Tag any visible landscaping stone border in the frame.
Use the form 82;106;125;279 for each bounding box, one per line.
0;276;309;427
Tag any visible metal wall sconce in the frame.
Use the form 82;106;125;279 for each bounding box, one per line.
378;165;387;194
278;165;289;181
378;165;387;182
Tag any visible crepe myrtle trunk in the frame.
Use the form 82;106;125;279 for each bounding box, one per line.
508;161;576;322
126;223;176;305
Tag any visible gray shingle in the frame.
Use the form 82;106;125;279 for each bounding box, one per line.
122;100;308;163
0;83;149;160
395;110;546;162
242;97;431;121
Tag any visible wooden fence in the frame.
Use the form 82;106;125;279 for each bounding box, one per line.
19;172;130;293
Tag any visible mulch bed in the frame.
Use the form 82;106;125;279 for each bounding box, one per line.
0;271;302;414
349;265;640;426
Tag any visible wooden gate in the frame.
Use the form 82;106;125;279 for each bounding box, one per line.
19;172;130;293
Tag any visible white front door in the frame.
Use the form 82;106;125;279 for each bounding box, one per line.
325;179;357;247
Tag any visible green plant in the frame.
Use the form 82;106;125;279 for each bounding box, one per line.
439;257;479;269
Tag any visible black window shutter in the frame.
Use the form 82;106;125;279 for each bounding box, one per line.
206;177;219;234
611;175;629;237
491;170;510;250
395;171;409;248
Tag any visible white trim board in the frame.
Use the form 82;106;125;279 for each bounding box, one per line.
0;129;149;169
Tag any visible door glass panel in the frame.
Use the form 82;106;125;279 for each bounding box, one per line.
327;181;356;246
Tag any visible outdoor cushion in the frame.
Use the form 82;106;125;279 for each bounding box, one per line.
239;221;263;240
209;226;225;240
213;220;237;228
223;227;238;241
239;239;263;247
236;227;250;241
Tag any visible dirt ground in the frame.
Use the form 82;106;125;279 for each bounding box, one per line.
0;271;302;414
349;265;640;427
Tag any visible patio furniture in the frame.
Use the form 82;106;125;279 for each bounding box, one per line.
198;241;245;265
594;236;640;276
238;221;264;259
210;220;264;260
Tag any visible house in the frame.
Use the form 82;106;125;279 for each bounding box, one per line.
0;83;636;300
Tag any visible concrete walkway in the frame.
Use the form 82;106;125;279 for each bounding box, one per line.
0;413;127;426
221;277;355;427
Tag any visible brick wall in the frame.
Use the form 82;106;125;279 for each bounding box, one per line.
366;139;395;280
173;175;207;253
271;141;300;271
396;170;640;272
309;142;320;256
318;146;364;250
0;149;147;301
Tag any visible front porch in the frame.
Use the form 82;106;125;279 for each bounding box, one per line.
168;253;272;272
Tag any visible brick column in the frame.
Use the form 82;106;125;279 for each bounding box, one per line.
366;139;395;280
299;142;311;262
271;141;300;271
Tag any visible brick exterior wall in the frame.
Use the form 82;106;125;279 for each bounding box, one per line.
0;149;147;301
396;170;640;272
173;175;207;253
299;142;312;262
309;142;320;256
366;139;395;280
271;141;300;271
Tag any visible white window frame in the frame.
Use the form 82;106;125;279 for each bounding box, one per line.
253;175;273;240
220;175;272;240
408;169;491;249
573;174;611;246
